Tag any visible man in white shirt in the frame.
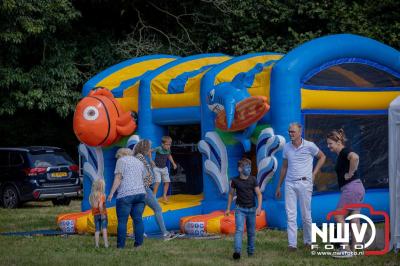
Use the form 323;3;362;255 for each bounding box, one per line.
275;122;326;251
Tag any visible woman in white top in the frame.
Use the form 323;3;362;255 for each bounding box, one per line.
108;148;146;248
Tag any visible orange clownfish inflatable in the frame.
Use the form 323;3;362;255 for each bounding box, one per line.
73;87;137;147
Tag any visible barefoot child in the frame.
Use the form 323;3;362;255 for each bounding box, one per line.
225;158;262;260
89;179;109;248
151;136;177;202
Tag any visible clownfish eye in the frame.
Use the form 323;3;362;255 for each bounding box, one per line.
83;106;99;121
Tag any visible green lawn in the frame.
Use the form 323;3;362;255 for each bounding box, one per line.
0;200;398;266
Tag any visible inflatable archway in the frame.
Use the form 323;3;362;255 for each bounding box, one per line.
61;34;400;234
269;34;400;227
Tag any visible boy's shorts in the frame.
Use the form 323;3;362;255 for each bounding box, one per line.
153;167;170;183
94;214;108;231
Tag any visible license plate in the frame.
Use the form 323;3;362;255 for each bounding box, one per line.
51;172;68;178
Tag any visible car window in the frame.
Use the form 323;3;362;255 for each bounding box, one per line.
0;151;9;167
29;151;75;167
9;152;24;166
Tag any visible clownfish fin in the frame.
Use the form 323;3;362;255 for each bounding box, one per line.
117;121;136;136
116;111;132;126
117;112;136;136
89;87;114;98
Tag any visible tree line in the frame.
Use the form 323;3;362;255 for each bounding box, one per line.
1;0;399;156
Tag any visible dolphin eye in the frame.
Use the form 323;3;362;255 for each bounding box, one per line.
83;106;99;121
208;89;215;102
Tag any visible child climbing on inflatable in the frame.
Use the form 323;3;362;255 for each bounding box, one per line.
225;158;262;260
133;139;176;240
89;179;109;248
150;136;177;202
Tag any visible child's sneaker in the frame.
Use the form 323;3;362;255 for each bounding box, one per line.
163;232;178;241
232;252;241;260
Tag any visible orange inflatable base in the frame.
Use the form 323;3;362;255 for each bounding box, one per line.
180;210;267;235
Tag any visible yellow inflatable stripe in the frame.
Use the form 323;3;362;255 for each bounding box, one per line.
116;97;138;112
123;81;140;98
117;80;140;112
156;194;203;212
301;89;400;110
182;70;209;94
151;56;231;94
248;65;273;98
206;215;223;234
215;54;282;85
77;194;203;234
95;58;176;90
76;214;90;234
85;207;134;235
152;63;274;109
152;92;199;108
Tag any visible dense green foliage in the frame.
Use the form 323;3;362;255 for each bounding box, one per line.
0;0;81;117
1;0;399;150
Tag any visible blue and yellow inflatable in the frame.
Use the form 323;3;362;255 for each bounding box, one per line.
61;34;399;234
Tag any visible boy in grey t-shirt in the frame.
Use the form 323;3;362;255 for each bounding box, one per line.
225;158;262;260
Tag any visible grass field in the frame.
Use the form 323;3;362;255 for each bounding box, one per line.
0;200;398;266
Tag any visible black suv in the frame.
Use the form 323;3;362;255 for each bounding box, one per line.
0;146;81;208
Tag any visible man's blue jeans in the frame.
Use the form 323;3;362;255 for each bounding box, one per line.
145;187;168;235
116;193;146;248
234;206;256;254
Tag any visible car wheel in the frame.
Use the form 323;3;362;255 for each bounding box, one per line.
61;198;71;206
2;186;20;208
52;198;71;206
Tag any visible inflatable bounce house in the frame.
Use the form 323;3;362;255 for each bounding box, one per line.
58;34;400;236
